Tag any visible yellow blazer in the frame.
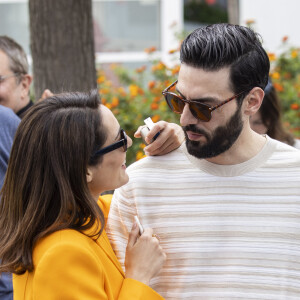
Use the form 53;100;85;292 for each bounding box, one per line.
13;195;164;300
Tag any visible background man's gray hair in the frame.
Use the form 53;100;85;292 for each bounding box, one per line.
0;36;29;83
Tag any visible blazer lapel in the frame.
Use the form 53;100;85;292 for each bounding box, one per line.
96;230;125;276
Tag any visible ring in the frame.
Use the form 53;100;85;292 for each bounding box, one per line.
152;233;160;241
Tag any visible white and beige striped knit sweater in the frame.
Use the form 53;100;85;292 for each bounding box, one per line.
107;136;300;299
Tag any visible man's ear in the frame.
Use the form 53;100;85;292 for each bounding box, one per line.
86;167;93;183
20;74;32;100
243;87;264;116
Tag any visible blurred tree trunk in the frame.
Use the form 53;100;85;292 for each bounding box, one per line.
227;0;239;25
29;0;97;99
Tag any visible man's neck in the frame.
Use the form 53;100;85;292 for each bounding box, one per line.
205;128;267;165
16;99;33;119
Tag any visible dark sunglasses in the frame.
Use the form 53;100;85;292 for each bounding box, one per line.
162;80;248;122
93;129;127;156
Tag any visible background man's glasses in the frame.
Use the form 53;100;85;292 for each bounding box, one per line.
162;80;247;122
0;73;19;84
93;129;127;156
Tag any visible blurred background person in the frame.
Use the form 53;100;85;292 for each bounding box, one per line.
0;105;20;300
250;79;300;149
0;36;33;118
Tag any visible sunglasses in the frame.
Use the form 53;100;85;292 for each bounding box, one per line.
93;128;127;156
162;80;247;122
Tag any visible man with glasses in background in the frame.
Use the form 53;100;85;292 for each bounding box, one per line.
0;36;34;118
107;23;300;299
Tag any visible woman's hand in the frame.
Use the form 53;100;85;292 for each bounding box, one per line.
134;121;185;156
125;223;166;285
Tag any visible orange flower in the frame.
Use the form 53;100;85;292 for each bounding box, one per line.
168;48;178;54
136;151;146;160
151;62;165;72
111;96;119;108
291;50;298;58
148;80;156;89
291;103;300;110
105;103;112;109
101;97;107;104
271;72;280;80
129;84;139;97
139;143;146;149
151;103;159;110
246;19;255;26
144;46;157;54
268;52;276;62
100;88;109;95
153;96;161;103
136;65;146;73
97;75;105;84
172;65;180;75
138;87;145;95
273;82;284;92
152;115;160;123
282;36;288;42
117;87;127;97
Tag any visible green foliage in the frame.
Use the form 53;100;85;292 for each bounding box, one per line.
184;0;228;24
97;49;180;166
268;44;300;137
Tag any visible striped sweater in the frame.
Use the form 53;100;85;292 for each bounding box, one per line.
107;136;300;299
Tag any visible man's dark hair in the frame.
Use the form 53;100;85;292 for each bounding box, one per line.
180;24;270;97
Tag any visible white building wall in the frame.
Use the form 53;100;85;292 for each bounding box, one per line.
240;0;300;53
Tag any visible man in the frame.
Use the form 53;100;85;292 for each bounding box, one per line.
0;36;34;118
0;36;52;118
0;105;20;300
107;24;300;299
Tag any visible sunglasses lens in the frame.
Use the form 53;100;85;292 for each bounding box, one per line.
121;130;127;152
164;92;212;122
165;94;185;114
189;104;211;122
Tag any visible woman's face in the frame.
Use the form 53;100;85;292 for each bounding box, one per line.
250;110;268;135
87;105;132;198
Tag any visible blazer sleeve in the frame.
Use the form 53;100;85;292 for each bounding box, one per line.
33;241;164;300
33;242;108;300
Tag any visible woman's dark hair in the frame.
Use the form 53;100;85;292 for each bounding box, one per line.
180;24;270;100
0;90;107;274
260;86;295;145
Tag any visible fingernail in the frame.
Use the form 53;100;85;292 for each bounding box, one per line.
133;222;137;229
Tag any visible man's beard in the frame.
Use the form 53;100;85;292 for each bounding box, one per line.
182;105;243;159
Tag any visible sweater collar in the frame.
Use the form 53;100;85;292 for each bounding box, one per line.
181;135;277;177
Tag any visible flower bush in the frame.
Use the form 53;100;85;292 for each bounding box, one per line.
246;20;300;138
97;47;180;166
268;38;300;137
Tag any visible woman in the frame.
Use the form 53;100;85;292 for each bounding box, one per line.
0;90;166;299
250;82;300;149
